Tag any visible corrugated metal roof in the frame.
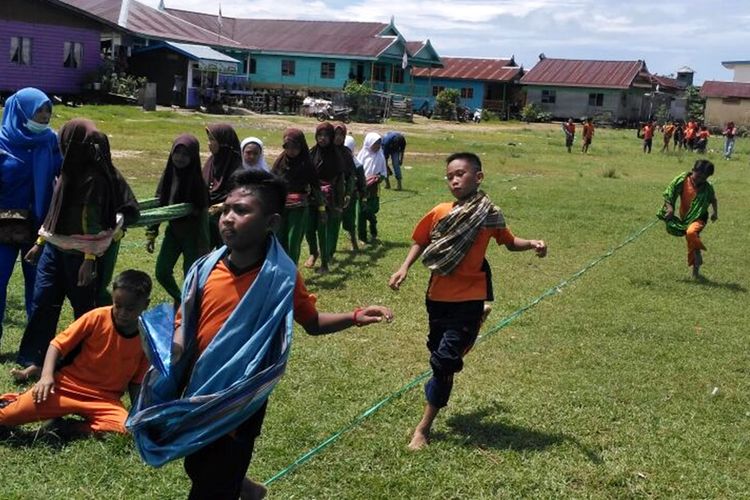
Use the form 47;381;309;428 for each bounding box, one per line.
56;0;242;47
166;8;395;58
411;57;520;82
163;42;241;62
521;58;646;89
651;74;686;91
700;80;750;99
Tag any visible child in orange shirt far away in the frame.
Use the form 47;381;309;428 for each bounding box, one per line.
388;152;547;451
0;270;151;435
562;118;575;153
638;120;655;153
661;121;676;152
581;117;594;153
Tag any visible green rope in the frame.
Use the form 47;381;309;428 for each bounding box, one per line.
137;197;160;211
131;203;194;228
263;217;658;487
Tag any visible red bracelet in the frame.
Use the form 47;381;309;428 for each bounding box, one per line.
352;307;365;327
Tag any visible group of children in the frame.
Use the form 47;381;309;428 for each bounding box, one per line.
0;85;723;498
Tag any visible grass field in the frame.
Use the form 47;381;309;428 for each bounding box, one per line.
0;106;748;499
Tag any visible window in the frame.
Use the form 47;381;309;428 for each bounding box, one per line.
281;59;295;76
249;58;256;75
392;67;404;84
372;64;387;81
432;85;445;96
10;36;32;65
63;41;83;68
588;92;604;106
460;87;474;99
722;97;740;105
321;62;336;79
541;89;556;104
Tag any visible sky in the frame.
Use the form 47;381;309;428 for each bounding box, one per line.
141;0;750;84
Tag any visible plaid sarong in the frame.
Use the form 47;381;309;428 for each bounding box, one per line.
421;191;505;276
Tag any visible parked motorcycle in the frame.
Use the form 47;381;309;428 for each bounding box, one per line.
317;105;352;123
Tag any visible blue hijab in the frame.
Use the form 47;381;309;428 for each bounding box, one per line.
127;236;296;466
0;87;62;222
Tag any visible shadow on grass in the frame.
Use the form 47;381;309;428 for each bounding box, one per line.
440;404;603;464
679;276;747;293
305;239;410;291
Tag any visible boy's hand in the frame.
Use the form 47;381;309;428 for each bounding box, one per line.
146;237;155;254
32;375;55;403
710;212;718;222
355;306;394;326
531;240;547;258
389;268;408;290
77;259;96;287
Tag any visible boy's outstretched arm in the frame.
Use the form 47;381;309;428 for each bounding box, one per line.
389;243;425;290
300;306;394;335
32;344;63;403
506;237;547;257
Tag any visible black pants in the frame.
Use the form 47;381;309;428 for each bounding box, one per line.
424;299;483;408
184;401;268;500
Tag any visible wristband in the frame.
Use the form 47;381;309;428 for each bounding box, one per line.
84;253;96;261
35;236;46;246
352;307;365;327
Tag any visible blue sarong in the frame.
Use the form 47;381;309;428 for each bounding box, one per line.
126;236;295;467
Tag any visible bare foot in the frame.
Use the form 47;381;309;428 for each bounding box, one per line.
240;478;267;500
304;254;317;269
408;429;429;451
10;365;40;382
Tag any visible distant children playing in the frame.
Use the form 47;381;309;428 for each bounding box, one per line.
389;152;547;450
639;120;654;153
562;118;575;153
658;159;718;278
357;132;387;244
0;270;151;435
127;169;393;499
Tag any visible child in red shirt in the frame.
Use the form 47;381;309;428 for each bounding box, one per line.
0;270;151;434
582;117;594;153
389;152;547;450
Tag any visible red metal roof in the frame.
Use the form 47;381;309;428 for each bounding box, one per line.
411;57;520;82
700;80;750;99
56;0;241;47
521;58;647;89
166;8;395;58
651;74;685;91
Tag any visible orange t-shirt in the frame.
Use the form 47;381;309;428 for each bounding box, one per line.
413;202;515;302
176;260;318;354
583;123;594;139
679;175;698;220
50;307;149;401
642;125;654;140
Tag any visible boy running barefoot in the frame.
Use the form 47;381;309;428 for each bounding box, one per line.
389;153;547;450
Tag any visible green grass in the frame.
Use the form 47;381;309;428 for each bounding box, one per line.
1;106;748;498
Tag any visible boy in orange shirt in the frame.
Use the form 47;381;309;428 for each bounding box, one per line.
581;117;594;153
129;169;393;500
0;270;151;434
389;152;547;450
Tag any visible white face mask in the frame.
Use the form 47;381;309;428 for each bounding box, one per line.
25;119;49;134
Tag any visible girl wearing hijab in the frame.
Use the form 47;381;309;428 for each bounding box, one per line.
203;124;242;248
356;132;387;244
146;134;210;302
13;119;139;380
271;128;320;265
0;88;62;344
305;122;346;274
334;124;364;252
240;136;270;171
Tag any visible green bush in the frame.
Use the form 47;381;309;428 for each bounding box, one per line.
435;88;460;120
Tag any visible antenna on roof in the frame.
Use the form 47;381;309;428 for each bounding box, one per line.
538;53;546;60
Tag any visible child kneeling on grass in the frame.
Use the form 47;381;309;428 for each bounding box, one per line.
127;169;393;500
0;270;151;435
389;152;547;450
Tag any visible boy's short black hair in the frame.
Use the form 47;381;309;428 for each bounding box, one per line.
446;152;482;172
692;159;715;177
227;168;287;215
112;270;152;300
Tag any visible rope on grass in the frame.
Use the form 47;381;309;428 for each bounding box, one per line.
263;217;659;486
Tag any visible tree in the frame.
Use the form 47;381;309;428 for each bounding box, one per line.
435;88;460;120
685;85;705;123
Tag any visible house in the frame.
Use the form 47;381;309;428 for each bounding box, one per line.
649;73;688;121
411;56;523;117
520;56;654;123
700;80;750;126
721;60;750;82
1;0;106;95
